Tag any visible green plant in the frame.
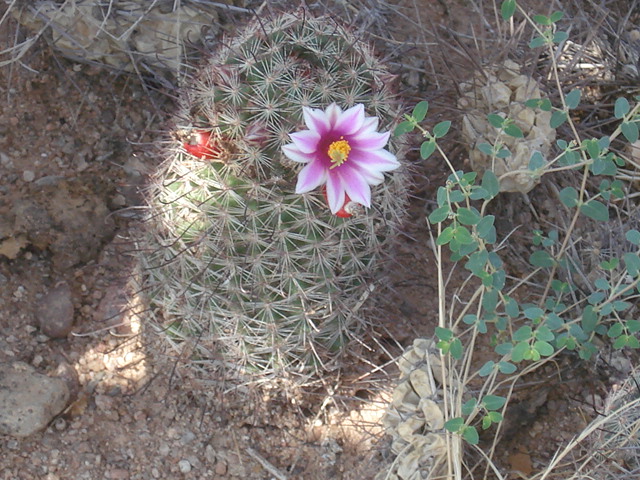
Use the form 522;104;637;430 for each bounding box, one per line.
387;1;640;477
140;11;408;379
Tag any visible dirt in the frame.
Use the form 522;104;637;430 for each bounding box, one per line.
0;1;629;479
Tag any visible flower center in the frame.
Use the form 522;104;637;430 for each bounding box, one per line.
328;137;351;169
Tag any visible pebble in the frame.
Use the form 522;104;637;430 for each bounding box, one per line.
36;282;75;338
22;170;35;182
178;460;192;473
0;361;70;437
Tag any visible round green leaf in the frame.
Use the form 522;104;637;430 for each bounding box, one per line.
565;89;581;109
433;121;452;138
412;101;429;123
501;0;516;20
580;200;609;222
420;140;437;160
614;97;630;119
394;120;414;136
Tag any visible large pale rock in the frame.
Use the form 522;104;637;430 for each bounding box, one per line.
0;362;70;437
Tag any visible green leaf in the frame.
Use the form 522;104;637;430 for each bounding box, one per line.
550;11;564;22
462;426;479;445
523;307;544;320
626;229;640;245
482;171;500;198
513;325;533;342
450;338;463;359
444;417;464;432
594;277;610;290
433;121;452;138
565;89;581;109
394;120;414;136
462;398;478;415
478;142;494;156
505;297;519;318
535;326;555;342
614;97;630;119
607;322;624;338
580;200;609;221
482;395;507;411
454;226;475;245
528;151;545;170
457;207;481;226
501;0;516;20
581;305;598;334
529;36;547;48
504;124;524;138
436;226;455;245
435;326;453;341
412;101;429;123
479;361;495;377
621;121;639;144
420;140;437;160
559;186;578;207
465;250;488;274
550;110;568;128
553;31;569;44
583;138;601;159
624;253;640;277
511;341;530;363
428;205;450;224
533;14;550;25
477;215;495;240
495;342;513;355
498;361;517;374
530;250;555;268
487;113;505;129
533;340;555;356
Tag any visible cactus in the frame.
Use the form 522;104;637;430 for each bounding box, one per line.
140;11;409;378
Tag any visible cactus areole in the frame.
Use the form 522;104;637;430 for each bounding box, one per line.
142;12;408;378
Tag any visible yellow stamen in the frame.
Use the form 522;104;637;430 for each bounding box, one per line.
328;137;351;169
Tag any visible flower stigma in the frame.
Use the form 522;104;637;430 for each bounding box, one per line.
328;137;351;169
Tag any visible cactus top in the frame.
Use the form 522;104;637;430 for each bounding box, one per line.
282;103;400;214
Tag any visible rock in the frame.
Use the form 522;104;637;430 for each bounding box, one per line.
0;361;70;437
37;282;75;338
178;460;192;473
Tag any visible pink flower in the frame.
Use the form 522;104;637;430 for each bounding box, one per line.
282;103;400;214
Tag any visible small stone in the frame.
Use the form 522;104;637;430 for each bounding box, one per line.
214;460;227;476
36;282;75;338
178;460;192;473
0;361;70;437
22;170;35;182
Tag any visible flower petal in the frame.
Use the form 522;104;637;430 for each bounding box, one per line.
349;148;400;172
290;130;321;154
325;103;343;129
282;143;313;163
350;130;391;151
303;107;331;136
349;161;385;186
334;104;365;136
326;172;346;214
337;166;371;207
296;160;328;193
353;116;379;136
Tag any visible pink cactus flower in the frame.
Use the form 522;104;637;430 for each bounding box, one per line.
282;103;400;214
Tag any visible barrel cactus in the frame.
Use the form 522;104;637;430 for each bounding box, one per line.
140;11;408;378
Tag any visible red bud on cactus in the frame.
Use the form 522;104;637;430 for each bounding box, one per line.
183;130;221;160
323;187;355;218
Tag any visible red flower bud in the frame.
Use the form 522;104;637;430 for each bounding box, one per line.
183;130;222;160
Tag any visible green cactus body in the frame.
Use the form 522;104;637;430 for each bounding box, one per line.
142;11;408;378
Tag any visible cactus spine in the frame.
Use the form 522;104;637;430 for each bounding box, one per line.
141;11;408;378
